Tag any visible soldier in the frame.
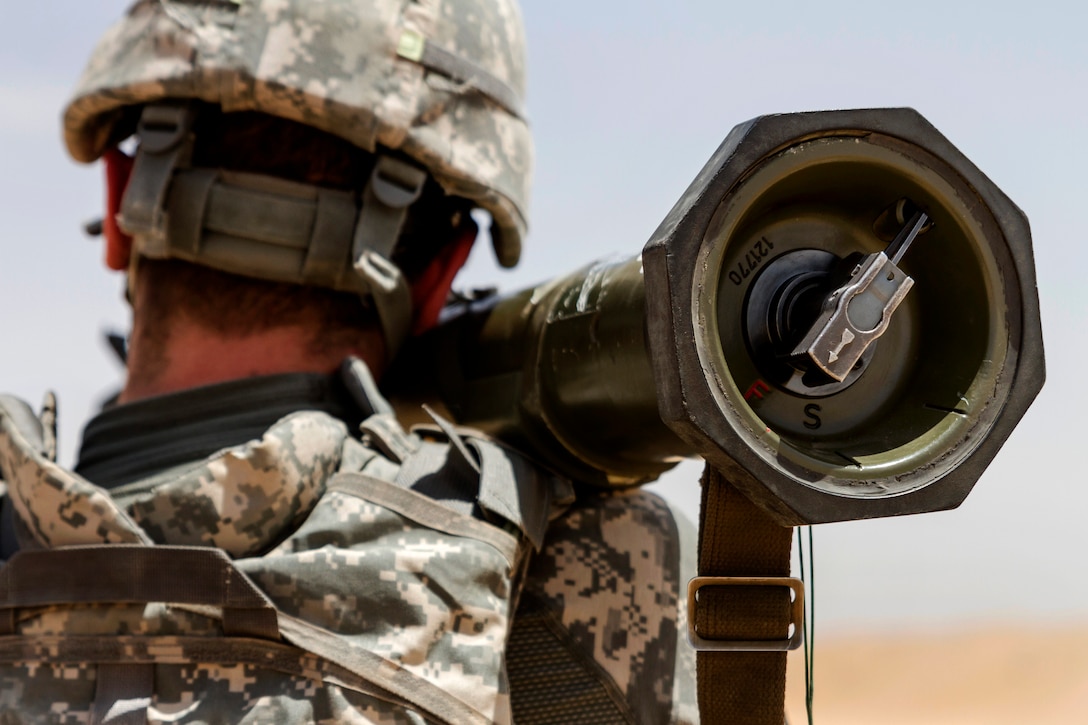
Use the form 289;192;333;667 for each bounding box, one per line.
0;0;696;723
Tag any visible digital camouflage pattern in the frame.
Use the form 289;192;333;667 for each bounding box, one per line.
128;412;348;557
64;0;531;267
0;380;695;723
510;491;699;724
0;663;434;725
0;395;150;549
0;394;559;724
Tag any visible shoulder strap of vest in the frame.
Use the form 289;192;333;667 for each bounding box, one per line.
395;407;574;550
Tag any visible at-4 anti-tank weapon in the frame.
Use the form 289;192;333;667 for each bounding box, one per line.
388;107;1043;525
386;107;1044;724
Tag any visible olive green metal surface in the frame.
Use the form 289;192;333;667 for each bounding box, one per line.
388;108;1045;524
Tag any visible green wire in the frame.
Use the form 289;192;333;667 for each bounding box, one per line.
807;525;815;723
797;526;816;724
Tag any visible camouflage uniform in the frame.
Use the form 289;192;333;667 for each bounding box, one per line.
0;363;696;724
0;0;698;721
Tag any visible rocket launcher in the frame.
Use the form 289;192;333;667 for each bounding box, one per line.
386;108;1044;526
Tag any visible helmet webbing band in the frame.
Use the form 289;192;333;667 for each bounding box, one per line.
163;170;357;286
396;29;527;121
119;103;429;359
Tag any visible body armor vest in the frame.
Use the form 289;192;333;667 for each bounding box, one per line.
0;384;570;724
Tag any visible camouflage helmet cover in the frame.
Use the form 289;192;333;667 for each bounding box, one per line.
64;0;532;268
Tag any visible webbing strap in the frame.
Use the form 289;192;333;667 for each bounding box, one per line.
120;103;196;254
304;188;358;287
164;169;357;286
352;156;425;356
327;473;520;567
121;102;426;360
396;29;527;120
467;437;554;552
696;466;794;724
0;629;486;725
0;546;280;641
388;409;569;550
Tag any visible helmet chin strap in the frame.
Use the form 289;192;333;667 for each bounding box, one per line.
115;103;431;360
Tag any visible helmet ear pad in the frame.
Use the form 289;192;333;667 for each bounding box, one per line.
409;217;478;335
103;148;135;271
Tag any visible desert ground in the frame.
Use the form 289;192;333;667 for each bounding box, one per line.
783;624;1088;724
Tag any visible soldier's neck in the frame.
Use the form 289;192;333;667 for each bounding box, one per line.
119;318;384;405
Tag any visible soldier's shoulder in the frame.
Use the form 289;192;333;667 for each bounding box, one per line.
511;486;699;724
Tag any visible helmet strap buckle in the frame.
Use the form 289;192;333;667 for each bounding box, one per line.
352;156;427;262
352;155;428;358
119;102;197;256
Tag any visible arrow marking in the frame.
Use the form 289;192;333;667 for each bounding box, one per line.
827;328;856;364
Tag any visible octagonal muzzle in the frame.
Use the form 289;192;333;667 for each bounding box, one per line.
642;108;1043;524
389;108;1044;525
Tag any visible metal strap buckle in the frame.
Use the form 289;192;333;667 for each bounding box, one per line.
687;576;805;652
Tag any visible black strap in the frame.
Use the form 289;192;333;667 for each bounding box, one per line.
0;545;279;640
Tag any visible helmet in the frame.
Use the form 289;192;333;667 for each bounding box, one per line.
63;0;532;353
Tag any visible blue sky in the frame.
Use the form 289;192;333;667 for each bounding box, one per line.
2;0;1086;631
